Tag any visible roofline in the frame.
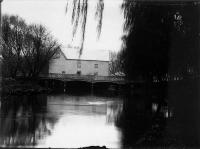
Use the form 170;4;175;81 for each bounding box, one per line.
59;49;109;62
59;49;68;60
66;58;109;63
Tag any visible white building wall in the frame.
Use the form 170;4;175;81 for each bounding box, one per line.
76;60;109;76
49;53;67;74
49;54;109;76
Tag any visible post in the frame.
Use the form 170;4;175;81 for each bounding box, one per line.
64;82;66;92
91;82;94;95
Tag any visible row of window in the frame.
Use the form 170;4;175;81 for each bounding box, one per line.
62;70;98;75
77;71;98;75
77;61;98;69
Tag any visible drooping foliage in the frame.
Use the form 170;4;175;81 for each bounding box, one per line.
121;2;170;79
66;0;104;55
68;0;200;80
122;2;199;78
109;51;124;76
121;1;200;80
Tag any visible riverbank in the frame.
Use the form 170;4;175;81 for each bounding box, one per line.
1;78;51;95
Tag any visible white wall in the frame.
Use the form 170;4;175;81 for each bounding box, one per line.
49;54;109;76
49;53;67;74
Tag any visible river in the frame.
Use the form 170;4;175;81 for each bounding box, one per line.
0;79;200;148
0;94;124;148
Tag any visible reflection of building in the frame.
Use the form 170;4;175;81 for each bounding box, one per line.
49;50;110;76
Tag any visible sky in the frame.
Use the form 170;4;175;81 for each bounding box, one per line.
3;0;124;61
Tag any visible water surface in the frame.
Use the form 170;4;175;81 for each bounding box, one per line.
1;80;200;148
0;94;123;148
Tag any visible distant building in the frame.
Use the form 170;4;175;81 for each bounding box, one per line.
49;50;110;76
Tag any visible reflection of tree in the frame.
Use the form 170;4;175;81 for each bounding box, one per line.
115;95;167;148
106;101;123;124
0;94;58;146
167;79;200;147
115;80;200;148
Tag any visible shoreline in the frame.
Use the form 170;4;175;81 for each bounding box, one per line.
1;78;51;96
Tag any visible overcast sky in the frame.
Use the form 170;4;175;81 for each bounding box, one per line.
3;0;124;60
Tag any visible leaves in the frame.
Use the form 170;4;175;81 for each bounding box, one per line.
67;0;104;56
68;1;200;79
95;0;104;38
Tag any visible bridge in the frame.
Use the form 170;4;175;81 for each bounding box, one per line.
39;73;126;84
38;73;146;93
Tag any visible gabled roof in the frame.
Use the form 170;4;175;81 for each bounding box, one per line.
66;58;109;63
58;48;109;62
59;49;68;60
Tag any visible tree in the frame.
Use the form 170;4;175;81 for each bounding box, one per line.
67;0;200;80
66;0;104;55
21;24;60;78
2;15;61;79
2;15;27;78
67;2;200;147
109;51;124;76
121;1;200;80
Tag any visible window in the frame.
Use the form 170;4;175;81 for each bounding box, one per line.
94;64;98;68
77;61;81;68
77;71;81;75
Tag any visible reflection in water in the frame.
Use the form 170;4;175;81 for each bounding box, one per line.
0;95;57;147
116;95;155;148
0;94;123;148
0;81;198;148
166;80;200;147
40;95;123;148
116;79;200;148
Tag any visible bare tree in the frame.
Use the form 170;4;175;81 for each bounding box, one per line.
21;24;60;78
2;15;27;78
2;15;61;79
